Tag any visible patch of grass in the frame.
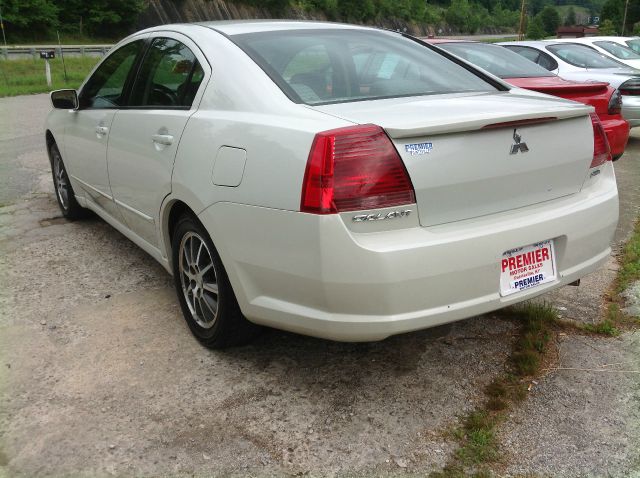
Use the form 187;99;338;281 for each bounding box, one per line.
581;304;621;336
0;56;99;97
455;411;500;466
617;219;640;295
431;302;559;477
582;319;619;336
511;302;555;375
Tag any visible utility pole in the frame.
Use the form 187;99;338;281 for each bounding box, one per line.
0;2;8;48
622;0;629;35
518;0;527;40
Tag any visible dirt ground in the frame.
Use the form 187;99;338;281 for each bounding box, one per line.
0;94;639;477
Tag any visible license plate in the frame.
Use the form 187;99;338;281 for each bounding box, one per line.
499;240;557;297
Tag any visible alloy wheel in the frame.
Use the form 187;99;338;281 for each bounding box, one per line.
178;231;220;329
52;150;70;210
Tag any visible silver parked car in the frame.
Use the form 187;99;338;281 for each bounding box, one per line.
45;22;618;348
501;40;640;127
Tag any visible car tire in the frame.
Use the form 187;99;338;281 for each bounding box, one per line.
49;142;87;220
171;213;261;348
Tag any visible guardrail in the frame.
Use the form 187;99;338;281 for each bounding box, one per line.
1;45;115;60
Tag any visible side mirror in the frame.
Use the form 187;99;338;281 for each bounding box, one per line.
50;89;78;110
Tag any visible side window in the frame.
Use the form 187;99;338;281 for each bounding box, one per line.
80;40;143;109
537;51;558;71
511;46;540;63
129;38;204;108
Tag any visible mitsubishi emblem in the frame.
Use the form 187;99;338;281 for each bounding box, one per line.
510;129;529;155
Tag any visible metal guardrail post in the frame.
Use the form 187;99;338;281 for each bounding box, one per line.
80;47;85;56
1;48;6;60
30;47;36;60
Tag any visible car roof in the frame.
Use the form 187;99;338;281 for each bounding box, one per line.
195;20;375;35
425;38;470;44
499;41;548;47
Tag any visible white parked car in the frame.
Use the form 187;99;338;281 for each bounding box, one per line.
501;40;640;126
46;22;618;348
551;36;640;69
561;36;640;56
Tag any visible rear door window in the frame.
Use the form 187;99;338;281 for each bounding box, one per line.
129;37;204;108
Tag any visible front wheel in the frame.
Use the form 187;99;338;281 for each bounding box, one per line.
49;143;87;219
171;213;261;348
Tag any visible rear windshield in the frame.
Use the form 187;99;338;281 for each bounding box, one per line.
626;38;640;54
546;43;626;69
438;42;554;78
593;40;640;59
230;29;498;105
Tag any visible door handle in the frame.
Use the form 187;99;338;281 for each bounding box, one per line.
95;126;109;136
152;134;174;146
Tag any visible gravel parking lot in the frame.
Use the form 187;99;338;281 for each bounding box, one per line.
0;94;639;477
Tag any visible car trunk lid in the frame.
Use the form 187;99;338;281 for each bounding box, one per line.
311;91;594;226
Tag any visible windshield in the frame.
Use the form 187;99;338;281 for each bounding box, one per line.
594;40;640;59
546;43;626;68
230;29;498;105
438;42;554;78
625;38;640;54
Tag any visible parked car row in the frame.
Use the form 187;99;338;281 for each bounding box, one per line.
428;39;629;159
46;22;620;348
500;39;640;132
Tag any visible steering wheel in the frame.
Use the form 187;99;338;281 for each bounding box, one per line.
151;84;179;106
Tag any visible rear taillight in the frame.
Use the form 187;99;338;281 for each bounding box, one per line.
608;89;622;115
300;124;415;214
590;113;611;168
619;78;640;96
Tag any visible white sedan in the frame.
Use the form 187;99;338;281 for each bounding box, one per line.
46;22;618;348
551;36;640;69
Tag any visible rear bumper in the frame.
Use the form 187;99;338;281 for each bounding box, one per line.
621;95;640;127
198;163;619;342
601;117;630;158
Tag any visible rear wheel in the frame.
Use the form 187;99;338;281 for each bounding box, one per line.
171;213;260;348
49;142;86;219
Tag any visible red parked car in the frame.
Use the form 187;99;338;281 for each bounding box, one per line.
427;40;629;159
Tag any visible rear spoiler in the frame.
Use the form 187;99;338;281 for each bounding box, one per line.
384;108;592;139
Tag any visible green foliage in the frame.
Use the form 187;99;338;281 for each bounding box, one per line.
0;0;602;40
1;0;59;31
599;18;618;34
599;0;640;33
527;15;547;38
539;5;561;35
617;219;640;294
565;5;577;25
445;0;482;32
0;0;144;40
56;0;145;37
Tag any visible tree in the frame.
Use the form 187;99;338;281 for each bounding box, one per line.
54;0;144;37
599;18;618;34
527;15;547;38
1;0;58;33
444;0;482;32
564;6;577;25
538;5;561;35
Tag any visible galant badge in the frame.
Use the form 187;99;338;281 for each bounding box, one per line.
509;129;529;155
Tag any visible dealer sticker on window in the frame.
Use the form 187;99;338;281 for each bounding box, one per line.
499;240;557;297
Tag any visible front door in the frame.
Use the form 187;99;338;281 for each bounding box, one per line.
64;38;145;220
107;35;208;246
